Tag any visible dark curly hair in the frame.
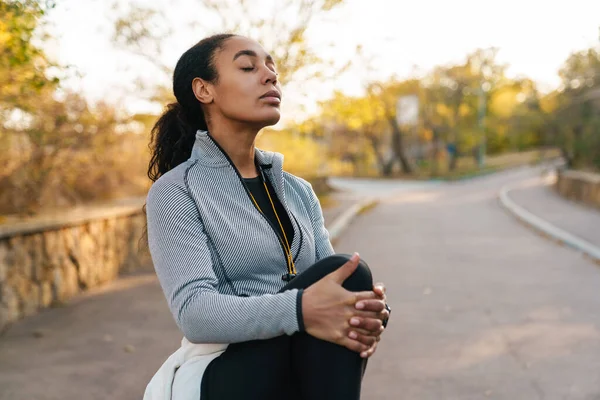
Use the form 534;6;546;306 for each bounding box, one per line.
147;33;237;182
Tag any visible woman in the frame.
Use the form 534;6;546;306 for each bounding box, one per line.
144;33;391;400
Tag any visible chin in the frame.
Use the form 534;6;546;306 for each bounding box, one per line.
256;109;281;128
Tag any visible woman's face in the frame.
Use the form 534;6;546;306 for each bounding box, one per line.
207;36;282;128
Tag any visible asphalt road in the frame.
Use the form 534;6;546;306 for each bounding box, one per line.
334;167;600;400
1;166;599;399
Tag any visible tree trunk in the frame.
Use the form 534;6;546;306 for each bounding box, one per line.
448;108;461;171
382;160;395;176
367;134;394;177
387;117;412;174
449;153;459;171
431;128;440;176
571;125;583;168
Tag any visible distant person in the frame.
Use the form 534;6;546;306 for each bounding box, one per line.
143;34;391;400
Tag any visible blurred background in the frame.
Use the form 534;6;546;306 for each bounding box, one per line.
1;0;599;217
2;2;600;399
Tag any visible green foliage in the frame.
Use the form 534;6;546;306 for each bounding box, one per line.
312;40;600;175
1;2;598;217
0;1;149;215
546;43;600;170
0;0;57;112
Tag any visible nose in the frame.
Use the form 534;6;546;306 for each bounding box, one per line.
262;66;278;85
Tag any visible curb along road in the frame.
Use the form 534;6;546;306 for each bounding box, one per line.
498;178;600;264
328;198;379;245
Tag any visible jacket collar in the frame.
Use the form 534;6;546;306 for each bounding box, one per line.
190;130;296;254
190;129;282;169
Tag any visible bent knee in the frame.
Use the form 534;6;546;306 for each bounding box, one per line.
324;253;373;292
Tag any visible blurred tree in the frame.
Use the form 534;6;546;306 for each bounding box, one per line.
111;0;348;100
319;91;391;175
0;0;58;115
368;79;422;174
257;125;327;178
546;41;600;170
421;84;451;175
0;0;149;214
425;48;506;170
110;0;352;180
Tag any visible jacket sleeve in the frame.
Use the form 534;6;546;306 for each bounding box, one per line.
306;183;335;261
145;179;302;344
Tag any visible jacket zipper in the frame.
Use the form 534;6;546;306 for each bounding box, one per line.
205;134;295;279
290;213;303;263
262;166;304;263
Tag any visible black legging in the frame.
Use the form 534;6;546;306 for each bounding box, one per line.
200;254;374;400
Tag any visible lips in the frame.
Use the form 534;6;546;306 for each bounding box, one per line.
260;90;281;100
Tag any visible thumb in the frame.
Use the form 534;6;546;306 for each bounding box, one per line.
329;253;360;284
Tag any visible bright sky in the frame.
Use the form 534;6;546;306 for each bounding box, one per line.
44;0;600;122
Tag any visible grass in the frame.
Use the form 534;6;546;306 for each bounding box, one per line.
343;148;562;181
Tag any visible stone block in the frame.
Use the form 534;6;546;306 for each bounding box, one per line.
51;268;65;302
1;204;149;322
52;264;79;304
40;281;53;308
556;170;600;209
0;261;6;282
0;306;10;332
65;227;80;259
22;284;40;317
0;285;20;323
12;237;33;279
0;241;8;282
77;232;96;289
12;274;32;301
62;262;79;299
30;234;49;283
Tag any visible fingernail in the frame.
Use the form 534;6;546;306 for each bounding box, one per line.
361;351;367;358
349;331;357;339
351;252;359;261
356;302;364;309
350;318;360;326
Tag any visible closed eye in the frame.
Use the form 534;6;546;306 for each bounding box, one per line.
241;67;254;72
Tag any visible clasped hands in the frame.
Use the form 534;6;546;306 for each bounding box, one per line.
302;253;389;359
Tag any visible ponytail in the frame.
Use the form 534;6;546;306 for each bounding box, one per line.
147;33;236;182
147;102;206;182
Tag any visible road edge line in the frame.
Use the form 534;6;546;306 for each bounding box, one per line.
498;182;600;263
328;198;379;244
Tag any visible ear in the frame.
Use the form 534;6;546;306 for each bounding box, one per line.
192;78;214;104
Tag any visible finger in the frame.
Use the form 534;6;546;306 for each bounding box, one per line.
348;327;384;343
362;342;378;359
344;289;377;308
347;327;375;337
355;299;386;312
340;337;370;354
329;253;360;284
347;331;377;347
354;308;390;322
373;283;386;297
349;316;383;333
351;308;389;321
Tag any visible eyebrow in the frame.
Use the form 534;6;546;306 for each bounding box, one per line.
232;49;274;63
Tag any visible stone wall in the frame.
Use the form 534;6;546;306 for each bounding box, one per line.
556;169;600;209
0;199;150;331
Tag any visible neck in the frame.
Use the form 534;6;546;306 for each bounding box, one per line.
207;119;260;178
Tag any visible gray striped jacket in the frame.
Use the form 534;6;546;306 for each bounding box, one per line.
146;130;334;344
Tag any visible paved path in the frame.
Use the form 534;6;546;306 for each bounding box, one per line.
0;192;364;400
509;179;600;248
335;167;600;399
1;167;600;399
